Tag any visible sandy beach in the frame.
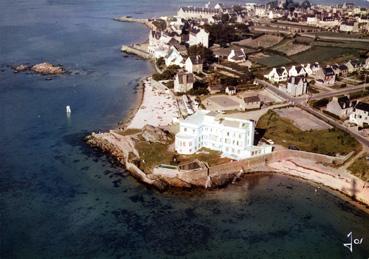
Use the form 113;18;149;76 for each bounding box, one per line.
268;157;369;206
127;78;180;129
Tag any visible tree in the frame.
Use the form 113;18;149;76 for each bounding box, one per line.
187;45;216;64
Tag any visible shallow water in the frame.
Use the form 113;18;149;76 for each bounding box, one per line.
1;0;369;258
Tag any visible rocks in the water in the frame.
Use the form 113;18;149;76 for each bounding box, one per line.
141;125;171;144
14;64;30;72
31;62;64;75
12;62;64;75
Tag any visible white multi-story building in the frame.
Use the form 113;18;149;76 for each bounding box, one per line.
177;7;220;23
175;110;273;160
349;102;369;127
188;28;209;48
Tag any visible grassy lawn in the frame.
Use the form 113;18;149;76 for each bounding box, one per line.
256;54;291;68
135;141;175;172
348;154;369;182
177;148;230;167
116;128;141;136
257;110;360;156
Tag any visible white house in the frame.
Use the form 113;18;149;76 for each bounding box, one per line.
326;96;352;119
225;86;237;95
227;49;246;63
165;46;185;67
264;67;288;83
188;28;209;48
346;59;363;73
288;65;307;77
185;56;203;73
304;62;320;76
349;102;369;127
316;67;336;86
175;110;273;160
307;16;318;25
365;57;369;70
280;76;308;97
174;71;194;93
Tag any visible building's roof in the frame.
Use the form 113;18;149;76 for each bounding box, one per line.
288;76;306;85
355;102;369;112
276;67;287;76
295;65;305;73
180;7;220;14
339;64;348;71
189;55;203;65
337;96;351;109
222;119;242;128
323;67;335;76
244;95;260;103
208;84;224;91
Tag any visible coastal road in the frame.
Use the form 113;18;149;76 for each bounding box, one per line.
256;78;369;148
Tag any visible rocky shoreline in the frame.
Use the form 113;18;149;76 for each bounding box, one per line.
85;129;249;192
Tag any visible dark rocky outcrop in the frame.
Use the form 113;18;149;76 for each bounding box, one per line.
141;125;172;144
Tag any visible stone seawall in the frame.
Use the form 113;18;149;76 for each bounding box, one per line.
121;45;152;60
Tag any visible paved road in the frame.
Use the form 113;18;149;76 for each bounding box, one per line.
306;83;369;101
255;78;369;147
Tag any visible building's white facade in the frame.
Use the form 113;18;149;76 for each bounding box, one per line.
185;56;203;73
349;102;369;127
165;46;184;67
288;65;307;77
279;76;308;97
177;7;219;23
175;110;273;160
174;71;194;93
264;67;288;83
188;28;209;48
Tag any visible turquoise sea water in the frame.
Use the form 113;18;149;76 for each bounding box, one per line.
1;0;369;258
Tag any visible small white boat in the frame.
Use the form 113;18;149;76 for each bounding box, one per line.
66;105;72;114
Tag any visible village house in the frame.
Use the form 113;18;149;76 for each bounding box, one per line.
225;86;237;95
188;28;210;48
304;62;320;76
339;64;349;76
264;67;288;83
174;71;195;93
227;49;247;63
185;56;203;73
316;67;336;86
365;57;369;69
207;84;224;95
242;95;262;110
280;76;308;97
326;96;353;119
339;21;359;32
165;46;185;67
349;102;369;127
288;65;307;77
346;59;363;73
175;110;273;160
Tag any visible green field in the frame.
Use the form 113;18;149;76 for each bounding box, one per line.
256;54;291;68
348;154;369;182
290;46;361;65
257;110;360;156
